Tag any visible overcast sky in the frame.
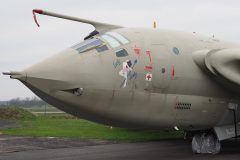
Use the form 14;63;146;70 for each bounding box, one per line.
1;0;240;100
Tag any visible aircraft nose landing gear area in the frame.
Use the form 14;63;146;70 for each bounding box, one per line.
192;132;221;154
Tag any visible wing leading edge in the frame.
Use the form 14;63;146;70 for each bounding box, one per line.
193;48;240;93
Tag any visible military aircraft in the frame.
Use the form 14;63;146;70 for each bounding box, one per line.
3;9;240;154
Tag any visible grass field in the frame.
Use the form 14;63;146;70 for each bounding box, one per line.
1;117;183;141
23;106;61;112
0;107;183;141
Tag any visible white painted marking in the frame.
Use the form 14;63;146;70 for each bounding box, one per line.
174;126;179;131
145;73;152;81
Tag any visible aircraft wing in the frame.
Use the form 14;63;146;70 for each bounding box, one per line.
193;48;240;92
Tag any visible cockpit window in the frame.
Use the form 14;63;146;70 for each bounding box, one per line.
105;32;129;44
96;45;109;53
72;32;129;54
100;32;129;49
72;38;103;53
101;35;120;48
101;34;120;48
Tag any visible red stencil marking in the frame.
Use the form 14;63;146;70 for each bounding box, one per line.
145;50;153;71
145;66;153;70
172;66;175;77
146;74;152;80
146;50;152;63
134;46;141;55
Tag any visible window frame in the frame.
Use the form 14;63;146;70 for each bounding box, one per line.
72;38;103;53
100;34;121;48
105;32;129;45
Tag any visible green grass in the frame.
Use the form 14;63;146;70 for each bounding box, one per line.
1;117;183;141
0;107;183;141
23;106;61;112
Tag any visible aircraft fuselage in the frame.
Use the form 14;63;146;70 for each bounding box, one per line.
16;28;240;131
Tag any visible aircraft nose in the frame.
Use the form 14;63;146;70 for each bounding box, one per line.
20;48;80;93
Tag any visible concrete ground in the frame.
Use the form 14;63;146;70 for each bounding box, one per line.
0;120;239;160
0;135;239;160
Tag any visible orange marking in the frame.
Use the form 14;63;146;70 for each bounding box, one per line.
134;46;141;55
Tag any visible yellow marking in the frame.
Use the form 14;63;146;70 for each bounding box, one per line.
153;21;157;29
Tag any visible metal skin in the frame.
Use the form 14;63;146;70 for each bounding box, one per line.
4;10;240;154
9;28;239;130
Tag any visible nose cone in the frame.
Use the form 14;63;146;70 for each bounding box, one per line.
23;48;79;94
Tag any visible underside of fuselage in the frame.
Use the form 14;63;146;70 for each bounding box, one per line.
19;75;235;132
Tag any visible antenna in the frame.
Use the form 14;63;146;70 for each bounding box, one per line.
153;21;157;29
